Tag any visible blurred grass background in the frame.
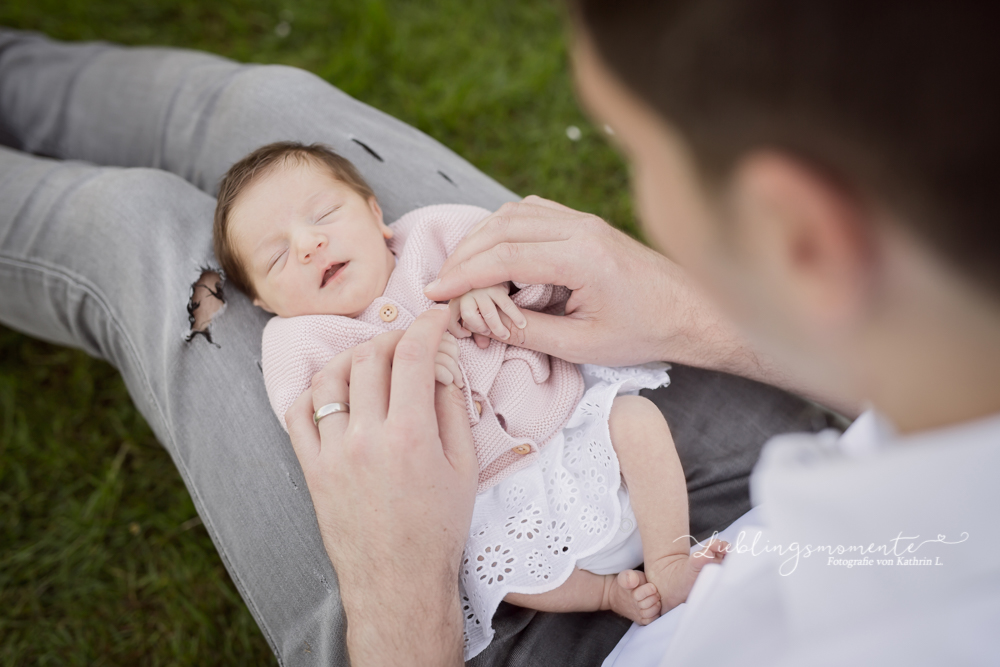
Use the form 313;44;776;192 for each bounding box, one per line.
0;0;635;664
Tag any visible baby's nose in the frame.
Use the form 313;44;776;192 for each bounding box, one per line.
297;233;326;261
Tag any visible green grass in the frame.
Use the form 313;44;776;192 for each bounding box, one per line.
0;1;636;663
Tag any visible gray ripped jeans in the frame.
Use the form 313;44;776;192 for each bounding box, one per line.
0;29;836;666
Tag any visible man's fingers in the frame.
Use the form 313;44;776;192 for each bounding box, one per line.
388;308;450;433
437;220;575;282
489;308;590;362
463;199;577;246
348;330;404;427
434;381;478;480
286;388;321;467
428;201;582;296
428;240;585;301
311;347;353;407
520;194;579;213
309;347;353;441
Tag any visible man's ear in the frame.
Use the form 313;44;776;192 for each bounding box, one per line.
728;151;874;333
370;197;393;239
252;296;275;314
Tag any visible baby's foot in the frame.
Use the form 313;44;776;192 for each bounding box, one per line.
603;570;661;625
646;539;729;612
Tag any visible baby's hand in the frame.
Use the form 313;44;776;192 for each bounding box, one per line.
435;331;464;389
447;283;527;349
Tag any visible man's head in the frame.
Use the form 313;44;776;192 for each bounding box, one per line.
214;142;395;318
571;1;1000;429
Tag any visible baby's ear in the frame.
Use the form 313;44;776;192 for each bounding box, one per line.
252;297;275;314
370;197;393;239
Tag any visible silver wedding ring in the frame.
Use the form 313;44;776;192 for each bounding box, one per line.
313;402;350;425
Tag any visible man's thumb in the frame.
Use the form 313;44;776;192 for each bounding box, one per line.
435;382;477;480
497;309;580;363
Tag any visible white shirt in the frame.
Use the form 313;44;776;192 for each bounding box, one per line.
605;410;1000;666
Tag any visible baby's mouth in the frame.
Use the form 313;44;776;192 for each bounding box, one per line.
321;262;347;288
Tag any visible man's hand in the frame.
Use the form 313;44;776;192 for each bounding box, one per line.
447;282;527;349
425;195;756;371
285;308;477;666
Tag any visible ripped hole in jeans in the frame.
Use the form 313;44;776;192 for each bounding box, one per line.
186;269;225;345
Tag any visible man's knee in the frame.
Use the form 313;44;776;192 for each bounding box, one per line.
75;167;224;336
86;166;210;214
225;64;337;115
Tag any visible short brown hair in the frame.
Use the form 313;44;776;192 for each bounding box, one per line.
573;0;1000;297
213;141;376;300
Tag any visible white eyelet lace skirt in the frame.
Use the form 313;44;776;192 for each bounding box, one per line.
461;363;671;659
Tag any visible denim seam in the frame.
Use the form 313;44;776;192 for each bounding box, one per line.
0;251;284;665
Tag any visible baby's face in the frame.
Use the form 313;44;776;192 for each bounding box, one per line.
229;159;395;318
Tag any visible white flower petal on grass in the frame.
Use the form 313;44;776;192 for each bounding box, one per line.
566;125;582;141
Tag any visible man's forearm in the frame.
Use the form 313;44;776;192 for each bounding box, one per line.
660;296;861;418
341;574;465;666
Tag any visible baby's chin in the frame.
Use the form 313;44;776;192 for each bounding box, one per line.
266;271;390;318
277;297;372;319
275;305;362;318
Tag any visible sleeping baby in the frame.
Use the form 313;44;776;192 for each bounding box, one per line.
212;141;726;658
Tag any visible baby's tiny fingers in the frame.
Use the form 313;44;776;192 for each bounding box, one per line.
438;336;461;364
435;351;464;389
460;298;489;336
451;324;473;338
474;293;510;340
446;321;471;339
495;293;527;329
448;299;472;338
435;362;455;387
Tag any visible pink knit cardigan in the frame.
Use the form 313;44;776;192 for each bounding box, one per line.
261;204;584;491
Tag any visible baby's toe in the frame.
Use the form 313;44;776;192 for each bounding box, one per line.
637;594;662;621
617;569;643;591
632;582;658;602
640;600;662;619
636;593;660;610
